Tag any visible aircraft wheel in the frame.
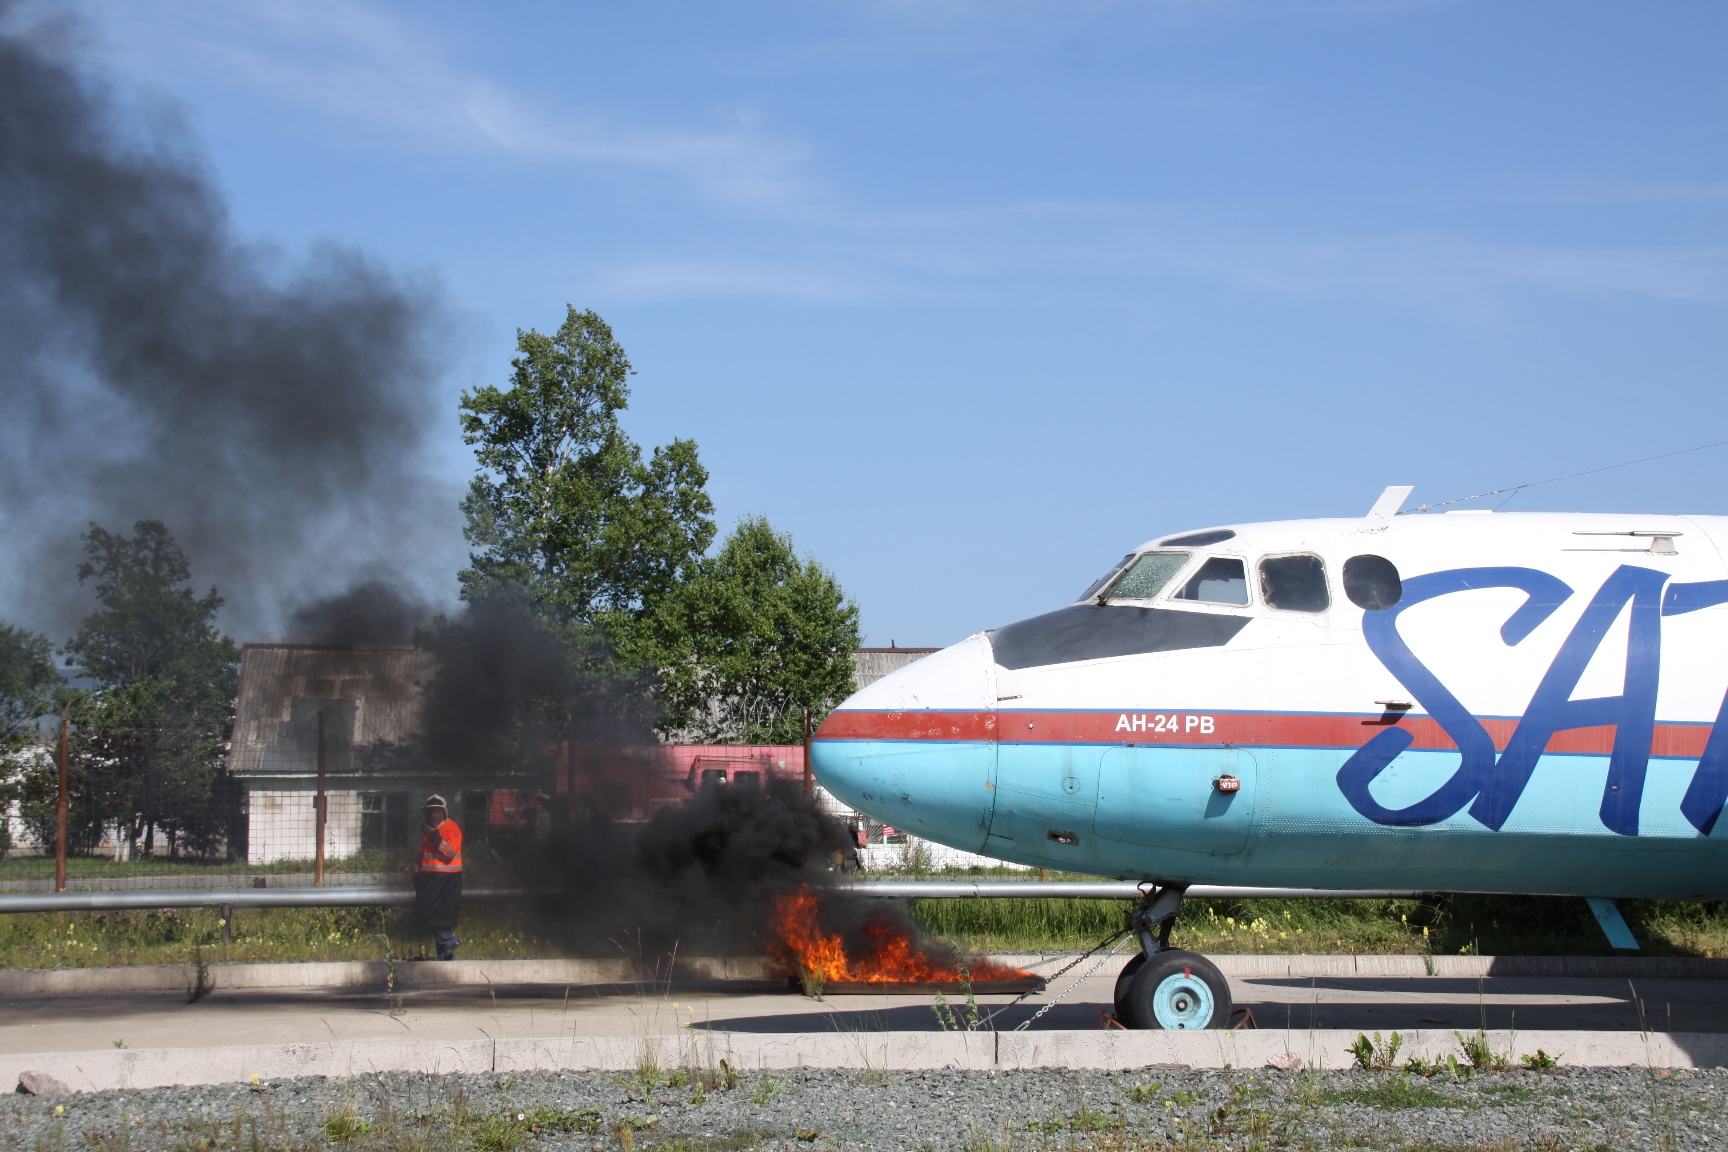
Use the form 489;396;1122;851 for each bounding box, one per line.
1112;953;1147;1027
1123;950;1231;1030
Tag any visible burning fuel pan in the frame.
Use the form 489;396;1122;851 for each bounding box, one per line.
788;976;1047;995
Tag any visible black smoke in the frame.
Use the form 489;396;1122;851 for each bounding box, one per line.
0;6;459;638
409;599;945;969
286;581;433;647
415;598;657;777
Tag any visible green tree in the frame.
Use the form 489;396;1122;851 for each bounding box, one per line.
61;521;239;857
643;516;860;743
458;307;715;634
0;623;59;855
0;623;57;750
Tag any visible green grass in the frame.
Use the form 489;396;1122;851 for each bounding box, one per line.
0;903;556;968
903;868;1728;957
1317;1076;1457;1109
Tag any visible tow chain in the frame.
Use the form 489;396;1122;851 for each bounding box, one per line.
972;925;1132;1032
1010;934;1134;1032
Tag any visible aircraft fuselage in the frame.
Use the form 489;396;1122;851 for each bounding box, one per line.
812;509;1728;900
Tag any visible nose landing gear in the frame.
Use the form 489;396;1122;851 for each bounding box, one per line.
1113;883;1232;1030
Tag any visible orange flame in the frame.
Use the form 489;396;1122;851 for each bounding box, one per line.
769;884;1030;984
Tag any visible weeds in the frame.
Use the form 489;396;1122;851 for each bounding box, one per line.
321;1109;374;1141
633;1048;663;1094
33;1121;67;1152
792;959;826;1000
931;991;959;1031
1025;1106;1116;1134
1457;1029;1513;1073
1349;1031;1404;1071
1521;1048;1559;1070
187;945;211;1003
520;1107;602;1135
1126;1082;1163;1104
469;1115;523;1151
931;965;984;1032
1403;1057;1472;1084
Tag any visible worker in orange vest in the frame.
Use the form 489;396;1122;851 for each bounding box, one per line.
414;794;463;960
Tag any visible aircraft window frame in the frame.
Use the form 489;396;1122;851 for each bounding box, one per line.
1078;554;1136;602
1257;552;1331;614
1102;550;1193;604
1170;554;1253;608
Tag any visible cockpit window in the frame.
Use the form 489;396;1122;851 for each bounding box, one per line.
1078;554;1135;601
1343;554;1402;611
1160;529;1236;547
1259;554;1330;612
1104;551;1190;602
1174;556;1250;606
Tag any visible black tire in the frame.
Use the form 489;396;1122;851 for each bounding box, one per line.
1122;950;1231;1030
1113;952;1147;1027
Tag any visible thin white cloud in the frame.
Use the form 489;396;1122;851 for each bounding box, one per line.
589;200;1728;310
592;258;892;306
81;0;806;204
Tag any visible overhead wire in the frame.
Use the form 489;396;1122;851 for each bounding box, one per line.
1401;437;1728;515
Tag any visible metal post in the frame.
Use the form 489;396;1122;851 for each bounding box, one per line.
802;710;813;796
314;710;327;887
54;707;68;894
219;904;232;943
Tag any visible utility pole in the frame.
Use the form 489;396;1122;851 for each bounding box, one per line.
314;710;327;886
54;706;68;894
802;709;813;796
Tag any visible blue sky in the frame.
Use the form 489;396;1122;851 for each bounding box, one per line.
66;0;1728;645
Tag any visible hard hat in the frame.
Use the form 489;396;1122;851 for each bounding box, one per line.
423;794;448;809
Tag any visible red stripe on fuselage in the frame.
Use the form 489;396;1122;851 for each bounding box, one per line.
814;709;1713;758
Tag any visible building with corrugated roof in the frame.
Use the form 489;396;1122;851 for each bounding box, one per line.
851;646;940;690
232;644;481;863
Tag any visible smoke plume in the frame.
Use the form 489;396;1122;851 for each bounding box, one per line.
0;7;460;640
416;599;970;972
286;581;433;647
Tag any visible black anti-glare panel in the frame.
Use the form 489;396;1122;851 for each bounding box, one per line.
989;605;1251;670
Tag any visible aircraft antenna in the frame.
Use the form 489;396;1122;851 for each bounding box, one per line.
1402;437;1728;514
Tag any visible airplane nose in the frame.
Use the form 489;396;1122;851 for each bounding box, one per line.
811;634;998;852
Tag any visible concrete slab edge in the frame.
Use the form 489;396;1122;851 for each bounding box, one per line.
5;1029;1722;1092
7;952;1726;996
0;956;788;995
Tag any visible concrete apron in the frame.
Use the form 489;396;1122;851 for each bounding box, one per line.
5;1029;1724;1092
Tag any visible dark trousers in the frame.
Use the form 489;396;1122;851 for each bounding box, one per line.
414;870;462;958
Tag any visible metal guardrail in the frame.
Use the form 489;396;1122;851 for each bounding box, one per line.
851;881;1423;900
0;881;1421;914
0;886;521;913
0;874;392;894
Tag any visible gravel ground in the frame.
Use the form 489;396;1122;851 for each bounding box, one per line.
3;1064;1724;1151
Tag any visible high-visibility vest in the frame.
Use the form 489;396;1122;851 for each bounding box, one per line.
417;819;463;873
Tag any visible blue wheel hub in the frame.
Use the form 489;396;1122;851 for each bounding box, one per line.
1150;969;1214;1029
